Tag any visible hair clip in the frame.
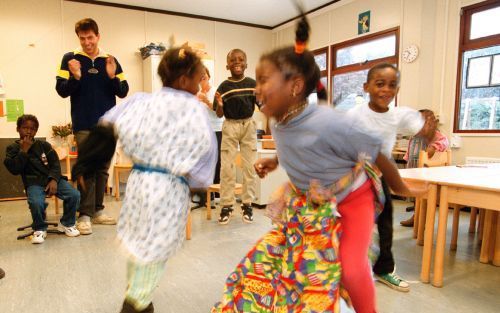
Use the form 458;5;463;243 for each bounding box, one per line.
178;48;186;59
317;81;325;92
295;41;306;54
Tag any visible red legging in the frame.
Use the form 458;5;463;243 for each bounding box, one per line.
338;180;377;313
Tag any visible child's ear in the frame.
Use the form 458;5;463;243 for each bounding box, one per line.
363;82;369;92
292;77;305;96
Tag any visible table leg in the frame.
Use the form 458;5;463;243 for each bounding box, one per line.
417;198;427;246
450;205;461;251
186;210;192;240
414;197;420;239
489;213;497;263
115;169;120;201
480;210;494;263
206;190;212;220
432;185;449;288
421;184;437;284
493;212;500;267
469;207;478;234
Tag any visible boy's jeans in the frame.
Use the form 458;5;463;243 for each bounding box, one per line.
26;180;80;231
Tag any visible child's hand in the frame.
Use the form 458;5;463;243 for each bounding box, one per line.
197;92;211;109
215;92;223;107
68;59;82;80
20;136;33;153
254;157;278;178
45;179;58;197
397;182;429;198
106;56;117;79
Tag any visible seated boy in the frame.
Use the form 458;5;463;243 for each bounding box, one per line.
4;114;80;244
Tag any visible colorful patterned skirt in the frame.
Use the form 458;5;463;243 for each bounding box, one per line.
212;184;342;313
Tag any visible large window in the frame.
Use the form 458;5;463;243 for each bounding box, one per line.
455;0;500;133
330;28;399;110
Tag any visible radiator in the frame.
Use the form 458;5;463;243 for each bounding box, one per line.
465;157;500;165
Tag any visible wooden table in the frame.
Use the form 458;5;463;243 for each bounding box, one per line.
398;164;500;287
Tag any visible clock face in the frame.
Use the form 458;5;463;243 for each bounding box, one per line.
402;45;419;63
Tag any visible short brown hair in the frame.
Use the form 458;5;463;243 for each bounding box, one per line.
75;18;99;35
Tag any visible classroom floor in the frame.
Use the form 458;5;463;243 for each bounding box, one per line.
0;196;499;313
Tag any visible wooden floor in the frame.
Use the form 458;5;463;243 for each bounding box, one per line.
0;197;499;313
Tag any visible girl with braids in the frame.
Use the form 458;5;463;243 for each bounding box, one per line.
72;47;216;313
212;15;424;313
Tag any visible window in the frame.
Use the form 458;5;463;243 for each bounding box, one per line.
455;0;500;132
330;28;399;110
312;47;329;101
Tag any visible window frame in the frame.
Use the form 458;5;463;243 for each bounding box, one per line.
330;27;400;107
312;47;330;101
454;0;500;133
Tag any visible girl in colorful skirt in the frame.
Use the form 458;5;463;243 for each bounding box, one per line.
72;47;217;313
211;15;425;313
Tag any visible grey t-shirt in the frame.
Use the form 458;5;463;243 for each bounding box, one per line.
273;102;382;201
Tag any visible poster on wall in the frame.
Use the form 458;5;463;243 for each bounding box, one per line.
0;100;4;117
6;99;24;122
358;11;371;35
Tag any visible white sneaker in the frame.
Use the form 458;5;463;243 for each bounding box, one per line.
76;221;93;235
58;225;81;237
31;230;47;244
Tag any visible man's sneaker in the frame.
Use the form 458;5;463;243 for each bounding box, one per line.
218;207;233;225
92;214;117;225
242;204;253;224
58;224;81;237
376;271;410;292
76;221;93;235
31;230;47;244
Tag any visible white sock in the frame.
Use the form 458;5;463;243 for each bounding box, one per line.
78;215;90;222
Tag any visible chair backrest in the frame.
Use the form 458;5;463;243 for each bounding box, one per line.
418;149;452;168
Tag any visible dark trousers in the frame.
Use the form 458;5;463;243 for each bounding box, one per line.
75;131;110;218
372;178;395;275
26;180;80;230
193;131;222;204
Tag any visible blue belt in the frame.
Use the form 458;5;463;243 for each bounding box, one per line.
132;164;188;186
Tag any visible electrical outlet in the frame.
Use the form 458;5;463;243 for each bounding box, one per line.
450;134;461;148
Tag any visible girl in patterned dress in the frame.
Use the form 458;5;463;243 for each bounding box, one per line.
72;47;217;313
211;15;425;313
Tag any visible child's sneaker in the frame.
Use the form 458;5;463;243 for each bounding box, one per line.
242;204;253;224
31;230;47;244
58;224;81;237
376;271;410;292
218;207;233;225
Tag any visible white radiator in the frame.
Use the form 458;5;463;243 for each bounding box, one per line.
465;157;500;165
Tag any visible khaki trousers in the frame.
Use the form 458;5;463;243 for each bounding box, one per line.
220;118;257;207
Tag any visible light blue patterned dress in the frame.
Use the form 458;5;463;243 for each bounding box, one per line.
102;87;217;262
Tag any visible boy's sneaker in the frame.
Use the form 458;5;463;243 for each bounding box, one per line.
31;230;47;244
242;204;253;224
376;271;410;292
218;207;233;225
76;221;93;235
58;224;81;237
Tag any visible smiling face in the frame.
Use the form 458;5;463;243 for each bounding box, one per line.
226;50;247;79
77;30;100;57
363;67;400;112
255;59;296;120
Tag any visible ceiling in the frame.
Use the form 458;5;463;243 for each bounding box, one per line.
76;0;340;28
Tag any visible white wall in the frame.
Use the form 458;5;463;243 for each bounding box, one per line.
0;0;272;139
273;0;500;164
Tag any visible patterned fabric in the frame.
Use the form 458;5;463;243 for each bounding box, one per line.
125;258;166;310
212;161;384;313
101;87;217;262
404;130;449;169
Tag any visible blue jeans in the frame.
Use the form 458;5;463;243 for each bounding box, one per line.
26;180;80;231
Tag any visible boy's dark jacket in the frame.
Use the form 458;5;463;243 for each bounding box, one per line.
4;140;63;189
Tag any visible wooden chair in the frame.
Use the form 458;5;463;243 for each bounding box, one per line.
205;153;243;220
414;150;453;245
